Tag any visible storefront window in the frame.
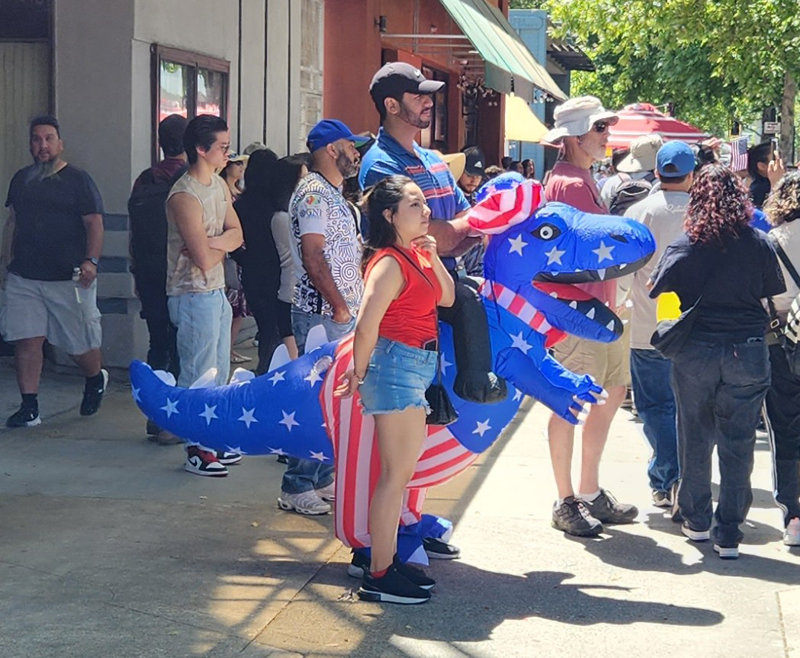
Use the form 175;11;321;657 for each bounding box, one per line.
152;45;229;161
420;67;448;150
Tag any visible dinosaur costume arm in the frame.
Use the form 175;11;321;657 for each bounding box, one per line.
495;346;605;424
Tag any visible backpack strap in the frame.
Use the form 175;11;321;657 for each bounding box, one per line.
773;239;800;288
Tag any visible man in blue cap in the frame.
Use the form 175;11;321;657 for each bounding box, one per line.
278;118;367;515
626;140;695;511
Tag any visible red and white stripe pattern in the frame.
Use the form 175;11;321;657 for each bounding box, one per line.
468;179;543;235
323;335;479;549
607;102;709;149
729;136;749;173
479;281;565;347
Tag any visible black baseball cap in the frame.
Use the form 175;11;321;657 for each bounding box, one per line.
369;62;445;108
462;146;486;177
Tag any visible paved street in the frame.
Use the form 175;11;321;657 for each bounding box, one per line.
1;350;799;658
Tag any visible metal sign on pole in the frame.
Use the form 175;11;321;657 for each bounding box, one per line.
764;121;780;134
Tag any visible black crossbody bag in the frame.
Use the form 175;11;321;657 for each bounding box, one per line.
390;246;458;426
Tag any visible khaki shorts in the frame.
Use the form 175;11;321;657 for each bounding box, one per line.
552;321;631;389
0;272;102;355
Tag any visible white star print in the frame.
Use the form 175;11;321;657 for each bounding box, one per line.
545;245;566;265
160;398;179;418
238;407;259;429
440;352;453;376
509;331;532;355
473;419;492;437
279;410;300;432
304;369;323;386
268;370;286;386
310;450;329;462
592;240;615;263
225;446;248;455
268;446;287;456
199;404;218;425
508;234;528;256
513;388;523;402
131;387;141;403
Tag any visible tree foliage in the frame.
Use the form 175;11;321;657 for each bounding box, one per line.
515;0;800;141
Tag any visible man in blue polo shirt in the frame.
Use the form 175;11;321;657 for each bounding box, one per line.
359;62;506;405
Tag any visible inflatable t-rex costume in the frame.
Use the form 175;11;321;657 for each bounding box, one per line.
130;178;655;563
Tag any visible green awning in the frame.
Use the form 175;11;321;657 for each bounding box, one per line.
438;0;567;102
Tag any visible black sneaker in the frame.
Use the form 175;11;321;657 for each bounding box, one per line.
216;451;243;466
423;537;461;560
347;552;435;590
358;565;431;605
6;404;42;428
80;369;109;416
581;489;638;524
552;496;603;537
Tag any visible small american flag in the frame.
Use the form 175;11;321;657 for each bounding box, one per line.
729;136;749;172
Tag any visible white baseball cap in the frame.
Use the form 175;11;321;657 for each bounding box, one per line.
542;96;618;144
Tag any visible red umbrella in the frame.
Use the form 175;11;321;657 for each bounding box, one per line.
607;103;709;149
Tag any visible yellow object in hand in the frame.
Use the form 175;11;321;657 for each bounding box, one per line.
656;292;681;321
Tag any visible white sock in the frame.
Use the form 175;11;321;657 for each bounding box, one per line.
577;490;601;503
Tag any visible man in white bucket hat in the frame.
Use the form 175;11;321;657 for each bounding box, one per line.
542;96;639;539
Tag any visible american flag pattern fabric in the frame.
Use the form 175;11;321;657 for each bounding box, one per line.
729;136;749;173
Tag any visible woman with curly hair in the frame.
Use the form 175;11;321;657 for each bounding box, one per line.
764;172;800;546
649;163;785;559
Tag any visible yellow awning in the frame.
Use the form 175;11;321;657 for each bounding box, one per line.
505;94;548;143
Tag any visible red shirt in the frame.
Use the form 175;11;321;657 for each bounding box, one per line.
545;161;616;305
366;245;442;349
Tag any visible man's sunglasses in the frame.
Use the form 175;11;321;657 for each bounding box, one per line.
593;121;610;133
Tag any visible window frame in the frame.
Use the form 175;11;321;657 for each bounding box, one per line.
150;44;230;164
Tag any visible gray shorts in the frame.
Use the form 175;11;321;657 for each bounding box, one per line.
0;272;102;355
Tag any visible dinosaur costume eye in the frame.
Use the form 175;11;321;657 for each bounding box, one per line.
531;223;561;241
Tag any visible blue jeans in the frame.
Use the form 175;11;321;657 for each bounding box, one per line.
168;289;232;388
671;336;770;545
630;348;679;493
281;307;355;494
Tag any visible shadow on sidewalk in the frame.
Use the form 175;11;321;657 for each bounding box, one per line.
567;524;800;585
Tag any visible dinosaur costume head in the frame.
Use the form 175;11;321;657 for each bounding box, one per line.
473;174;655;343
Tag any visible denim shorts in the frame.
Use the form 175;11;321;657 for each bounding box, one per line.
359;337;438;415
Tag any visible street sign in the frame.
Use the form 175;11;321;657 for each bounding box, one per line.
764;121;780;134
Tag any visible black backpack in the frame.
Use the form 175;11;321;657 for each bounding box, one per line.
608;172;656;216
127;166;186;277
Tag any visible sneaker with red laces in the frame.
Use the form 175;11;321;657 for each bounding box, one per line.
185;446;228;477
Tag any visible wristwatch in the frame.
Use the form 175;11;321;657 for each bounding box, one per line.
84;257;99;267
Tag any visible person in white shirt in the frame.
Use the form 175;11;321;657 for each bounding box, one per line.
626;141;695;508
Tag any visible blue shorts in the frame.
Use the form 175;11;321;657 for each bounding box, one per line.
359;337;438;415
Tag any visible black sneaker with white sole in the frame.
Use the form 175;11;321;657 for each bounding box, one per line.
423;537;461;559
80;369;109;416
216;451;243;466
347;552;435;590
580;489;638;524
552;496;603;537
358;565;431;605
6;404;42;428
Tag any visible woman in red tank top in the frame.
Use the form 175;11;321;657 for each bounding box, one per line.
336;176;455;604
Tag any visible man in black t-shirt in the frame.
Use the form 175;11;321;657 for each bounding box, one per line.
0;116;108;428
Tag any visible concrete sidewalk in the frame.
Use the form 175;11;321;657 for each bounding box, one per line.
1;351;798;658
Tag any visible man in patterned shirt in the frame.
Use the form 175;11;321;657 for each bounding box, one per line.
278;119;367;515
